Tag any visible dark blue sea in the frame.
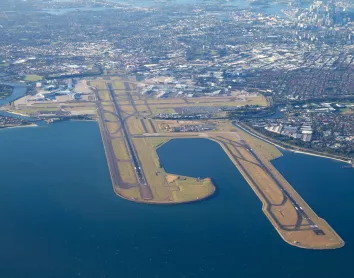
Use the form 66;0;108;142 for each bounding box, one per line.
0;121;353;278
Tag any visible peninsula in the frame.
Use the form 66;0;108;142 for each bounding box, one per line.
91;76;344;250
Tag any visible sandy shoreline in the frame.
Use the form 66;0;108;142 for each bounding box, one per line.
293;150;352;164
0;123;38;130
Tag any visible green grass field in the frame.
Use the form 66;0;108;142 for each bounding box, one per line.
104;112;117;122
117;162;137;184
106;122;120;134
148;137;170;148
126;117;145;134
341;107;354;115
24;75;43;81
99;91;111;101
102;105;115;113
112;81;125;90
118;137;216;203
112;138;130;160
234;126;282;161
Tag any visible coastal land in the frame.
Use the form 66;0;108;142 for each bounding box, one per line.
1;75;345;249
235;121;354;166
91;77;217;204
90;76;344;250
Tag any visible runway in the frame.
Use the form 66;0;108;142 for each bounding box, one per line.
107;83;153;200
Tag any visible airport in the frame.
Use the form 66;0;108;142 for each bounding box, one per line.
91;76;344;250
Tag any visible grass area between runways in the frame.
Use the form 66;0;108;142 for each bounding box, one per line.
106;122;120;134
235;127;282;161
117;161;137;184
99;91;111;101
112;81;125;90
112;138;130;160
126;117;145;135
104;112;117;122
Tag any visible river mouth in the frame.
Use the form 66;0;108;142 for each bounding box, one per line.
0;122;353;277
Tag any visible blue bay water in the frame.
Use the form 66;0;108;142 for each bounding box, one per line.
44;1;292;17
0;84;27;106
0;121;353;277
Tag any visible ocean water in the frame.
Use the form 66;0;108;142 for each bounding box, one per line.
0;121;353;278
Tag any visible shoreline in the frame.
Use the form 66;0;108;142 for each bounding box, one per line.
96;114;216;204
234;122;353;166
209;134;344;249
292;150;352;164
0;123;38;130
113;177;216;206
69;119;97;122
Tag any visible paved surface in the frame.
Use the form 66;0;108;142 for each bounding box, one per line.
106;83;153;200
243;139;323;234
217;134;323;234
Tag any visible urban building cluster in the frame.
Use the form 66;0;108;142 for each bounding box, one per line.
0;113;31;128
28;79;82;102
0;0;353;158
244;101;354;158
